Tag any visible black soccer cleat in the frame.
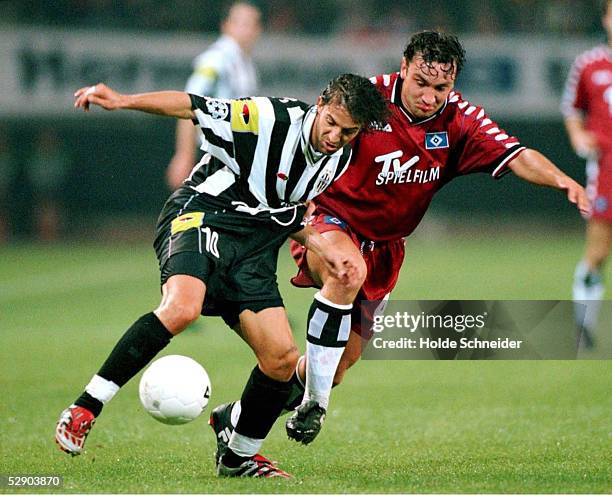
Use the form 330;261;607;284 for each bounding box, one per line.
285;399;326;445
208;401;236;466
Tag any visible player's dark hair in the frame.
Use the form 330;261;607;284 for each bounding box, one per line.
403;31;466;78
602;0;612;16
320;73;389;130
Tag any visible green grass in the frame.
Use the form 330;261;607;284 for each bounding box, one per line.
0;231;610;493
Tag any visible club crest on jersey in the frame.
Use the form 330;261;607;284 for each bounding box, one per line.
314;166;334;194
425;132;449;150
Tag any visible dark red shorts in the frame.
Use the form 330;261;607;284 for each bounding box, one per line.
587;151;612;223
290;210;405;339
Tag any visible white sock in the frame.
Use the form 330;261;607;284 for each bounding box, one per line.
573;260;605;331
85;374;120;404
304;343;344;410
227;431;263;458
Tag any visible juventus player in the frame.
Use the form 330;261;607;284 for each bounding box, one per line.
211;31;590;450
54;74;388;478
562;0;612;348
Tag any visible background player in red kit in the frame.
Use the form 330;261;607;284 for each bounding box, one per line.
211;30;590;448
562;0;612;348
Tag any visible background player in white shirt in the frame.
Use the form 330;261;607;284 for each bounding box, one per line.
166;2;261;189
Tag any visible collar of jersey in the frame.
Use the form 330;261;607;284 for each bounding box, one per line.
301;106;326;165
391;73;448;125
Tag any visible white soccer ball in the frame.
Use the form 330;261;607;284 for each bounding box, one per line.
139;355;211;425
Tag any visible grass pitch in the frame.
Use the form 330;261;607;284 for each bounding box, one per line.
0;229;610;493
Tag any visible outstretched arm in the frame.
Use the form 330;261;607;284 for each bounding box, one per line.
74;83;194;120
508;148;590;216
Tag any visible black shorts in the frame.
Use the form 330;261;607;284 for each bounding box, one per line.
160;252;283;327
154;188;305;326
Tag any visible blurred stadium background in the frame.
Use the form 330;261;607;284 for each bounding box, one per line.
0;0;608;242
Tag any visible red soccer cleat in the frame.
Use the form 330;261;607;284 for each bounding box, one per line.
217;453;292;478
55;405;96;456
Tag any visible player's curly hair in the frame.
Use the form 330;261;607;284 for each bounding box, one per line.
403;31;466;78
320;73;389;130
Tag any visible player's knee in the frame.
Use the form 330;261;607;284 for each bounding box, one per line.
259;346;299;382
352;257;368;288
175;302;201;327
156;300;201;334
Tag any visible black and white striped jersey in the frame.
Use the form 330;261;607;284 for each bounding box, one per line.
184;94;352;212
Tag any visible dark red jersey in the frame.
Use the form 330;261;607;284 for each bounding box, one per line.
316;72;526;241
561;46;612;153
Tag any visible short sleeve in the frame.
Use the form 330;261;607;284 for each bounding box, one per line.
452;99;525;178
184;50;224;96
560;55;588;118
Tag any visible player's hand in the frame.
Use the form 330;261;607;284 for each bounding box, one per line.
304;201;317;220
559;177;591;218
291;226;361;286
74;83;123;112
570;129;599;160
320;249;358;286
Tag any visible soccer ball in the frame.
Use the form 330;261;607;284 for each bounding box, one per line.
138;355;211;425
